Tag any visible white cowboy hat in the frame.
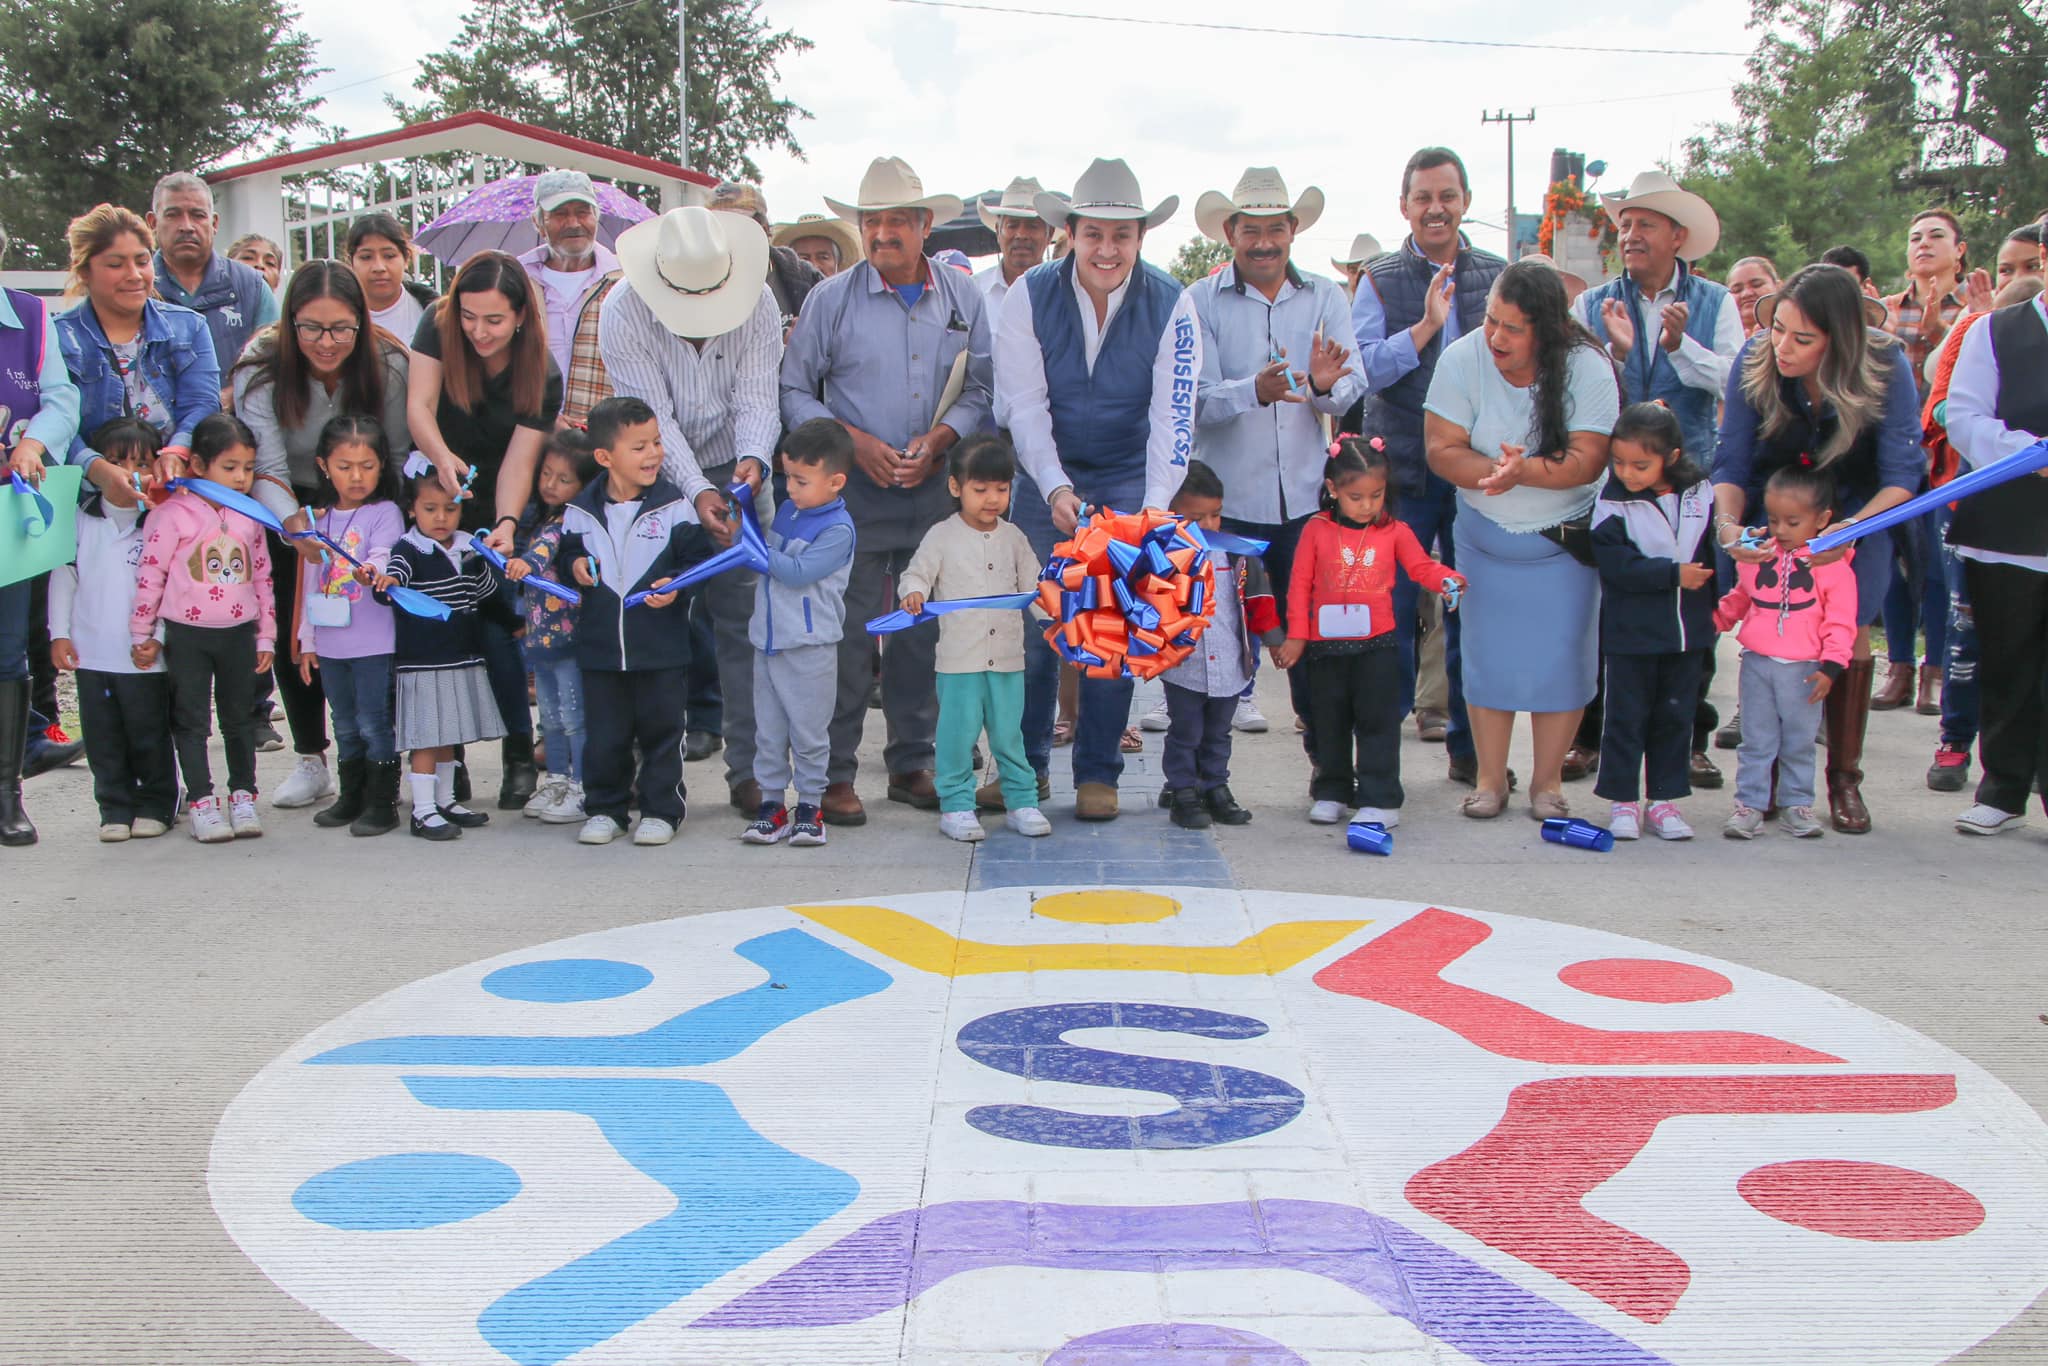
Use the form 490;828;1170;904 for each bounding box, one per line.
770;213;863;265
612;206;771;339
1601;171;1721;261
1194;167;1325;243
824;157;963;226
979;177;1054;232
1330;233;1384;269
1037;158;1178;231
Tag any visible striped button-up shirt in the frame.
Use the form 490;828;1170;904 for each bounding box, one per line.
597;281;782;504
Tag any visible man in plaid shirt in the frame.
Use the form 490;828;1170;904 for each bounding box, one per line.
516;170;623;428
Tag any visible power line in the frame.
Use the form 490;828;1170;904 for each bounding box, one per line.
308;63;422;101
888;0;1751;57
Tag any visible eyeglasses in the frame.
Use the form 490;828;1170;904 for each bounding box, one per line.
293;321;360;343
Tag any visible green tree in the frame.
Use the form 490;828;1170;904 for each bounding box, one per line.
395;0;810;184
0;0;323;267
1167;236;1230;285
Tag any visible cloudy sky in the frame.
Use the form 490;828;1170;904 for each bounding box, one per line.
296;0;1759;263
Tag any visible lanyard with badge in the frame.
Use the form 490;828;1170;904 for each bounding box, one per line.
1317;523;1376;638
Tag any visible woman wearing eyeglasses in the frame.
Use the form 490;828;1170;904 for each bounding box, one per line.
227;260;414;803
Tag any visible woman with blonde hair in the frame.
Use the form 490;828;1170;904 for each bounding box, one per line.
1709;263;1922;834
53;203;220;500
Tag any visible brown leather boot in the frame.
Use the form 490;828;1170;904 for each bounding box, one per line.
820;781;866;826
1870;660;1913;710
1825;659;1875;834
1915;664;1942;715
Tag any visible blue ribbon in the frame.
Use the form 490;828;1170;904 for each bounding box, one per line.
1805;437;2048;556
467;533;581;605
306;526;451;622
7;473;54;540
167;477;288;533
622;482;770;608
865;591;1039;634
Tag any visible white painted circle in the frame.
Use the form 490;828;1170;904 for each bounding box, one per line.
210;888;2048;1365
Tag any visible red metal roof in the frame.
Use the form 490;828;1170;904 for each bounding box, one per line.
207;111;715;187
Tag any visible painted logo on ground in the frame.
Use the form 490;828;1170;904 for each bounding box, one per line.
209;888;2048;1365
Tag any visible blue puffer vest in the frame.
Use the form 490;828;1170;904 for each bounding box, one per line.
1362;236;1506;494
153;253;270;374
1581;263;1727;463
1025;255;1188;495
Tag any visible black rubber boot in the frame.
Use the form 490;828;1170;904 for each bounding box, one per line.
0;680;35;846
351;760;401;836
314;757;367;828
452;744;471;803
497;733;538;810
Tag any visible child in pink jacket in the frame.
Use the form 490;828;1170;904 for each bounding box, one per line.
1712;466;1857;841
130;414;276;843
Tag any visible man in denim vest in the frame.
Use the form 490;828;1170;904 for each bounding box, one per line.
147;173;278;383
1571;172;1743;789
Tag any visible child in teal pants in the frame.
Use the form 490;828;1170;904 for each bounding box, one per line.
898;434;1051;843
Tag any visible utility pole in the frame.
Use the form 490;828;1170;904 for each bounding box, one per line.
1481;109;1536;261
677;0;690;167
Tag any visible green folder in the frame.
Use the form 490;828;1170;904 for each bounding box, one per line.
0;465;83;589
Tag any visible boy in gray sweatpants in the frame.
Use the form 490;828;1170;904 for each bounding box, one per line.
744;420;857;847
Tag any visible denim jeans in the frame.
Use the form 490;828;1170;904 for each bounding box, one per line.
1941;545;1981;749
1012;471;1143;787
1392;475;1473;761
322;654;396;764
1881;512;1950;666
532;654;586;781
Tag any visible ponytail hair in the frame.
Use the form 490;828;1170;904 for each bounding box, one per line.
1611;402;1706;490
311;414;402;508
1322;435;1394;524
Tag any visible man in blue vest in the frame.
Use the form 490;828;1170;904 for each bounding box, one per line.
1352;147;1501;788
1571;171;1744;789
147;172;279;383
994;157;1200;822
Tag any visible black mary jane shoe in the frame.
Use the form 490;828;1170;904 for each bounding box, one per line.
1202;784;1254;826
438;804;491;829
411;813;461;841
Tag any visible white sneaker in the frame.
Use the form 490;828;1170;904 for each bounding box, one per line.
1308;800;1346;825
1233;696;1269;732
578;815;623;845
632;816;677;846
1723;805;1764;840
229;790;263;838
189;796;233;844
540;780;586;824
939;811;987;842
129;817;169;839
524;773;568;818
1608;803;1641;840
1138;697;1171;732
1005;806;1052;837
1957;803;2026;836
1645;802;1694;841
98;823;131;843
1351;806;1399;829
271;755;335;808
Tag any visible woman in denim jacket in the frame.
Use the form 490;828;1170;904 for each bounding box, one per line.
54;204;220;506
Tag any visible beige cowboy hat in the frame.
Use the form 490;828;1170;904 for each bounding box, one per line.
1195;167;1325;243
1330;233;1384;269
824;156;963;225
1516;251;1591;303
1754;285;1890;333
770;213;863;265
1601;170;1721;261
1037;158;1178;231
979;176;1055;232
612;205;770;338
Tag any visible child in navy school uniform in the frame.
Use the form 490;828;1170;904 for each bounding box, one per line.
1588;403;1719;842
556;396;715;848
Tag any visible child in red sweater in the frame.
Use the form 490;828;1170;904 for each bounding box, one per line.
1277;438;1464;827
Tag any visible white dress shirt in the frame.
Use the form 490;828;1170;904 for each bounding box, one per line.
598;281;782;504
1572;266;1745;399
993;266;1202;511
1944;298;2048;573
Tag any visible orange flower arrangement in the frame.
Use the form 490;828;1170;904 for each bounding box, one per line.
1537;179;1618;272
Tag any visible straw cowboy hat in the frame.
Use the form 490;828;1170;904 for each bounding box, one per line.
1194;167;1325;243
770;213;863;265
979;177;1055;232
1330;233;1384;270
612;205;770;338
1516;251;1591;304
1601;170;1722;261
824;157;963;225
1036;158;1178;231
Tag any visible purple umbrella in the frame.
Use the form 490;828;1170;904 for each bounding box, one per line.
415;174;655;268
